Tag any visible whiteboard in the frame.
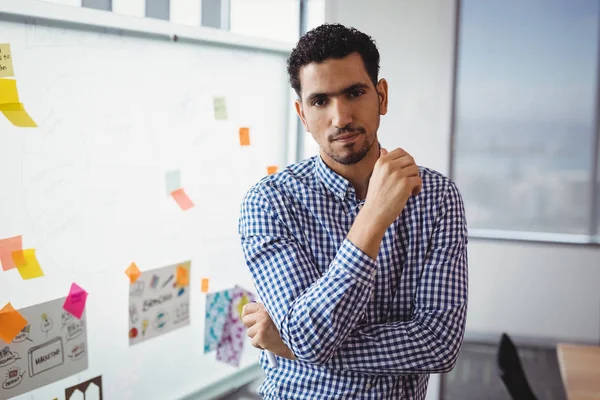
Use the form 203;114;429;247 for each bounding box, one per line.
0;5;292;400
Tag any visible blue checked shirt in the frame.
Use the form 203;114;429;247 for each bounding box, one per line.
238;155;468;400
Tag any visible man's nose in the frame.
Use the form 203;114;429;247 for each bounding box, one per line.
331;98;352;129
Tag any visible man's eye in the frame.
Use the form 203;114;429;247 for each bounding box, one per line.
349;90;364;99
312;98;327;107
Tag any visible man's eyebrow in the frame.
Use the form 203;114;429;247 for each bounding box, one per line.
305;83;370;103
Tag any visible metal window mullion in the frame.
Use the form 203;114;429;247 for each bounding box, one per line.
589;2;600;241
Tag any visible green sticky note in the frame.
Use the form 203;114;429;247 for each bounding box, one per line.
213;97;227;120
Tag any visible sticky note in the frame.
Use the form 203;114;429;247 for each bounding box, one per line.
201;278;209;293
125;262;141;284
236;293;250;318
239;128;250;146
12;249;44;280
0;303;28;344
267;166;278;175
0;78;19;104
213;96;227;120
0;102;37;127
165;170;181;196
63;283;88;320
0;235;22;271
171;188;194;211
0;44;14;78
176;265;189;287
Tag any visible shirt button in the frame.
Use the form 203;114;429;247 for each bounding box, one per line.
370;292;375;301
372;270;377;277
358;203;363;210
365;382;372;390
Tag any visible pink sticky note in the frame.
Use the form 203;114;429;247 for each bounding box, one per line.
0;235;22;271
63;283;88;320
171;188;195;211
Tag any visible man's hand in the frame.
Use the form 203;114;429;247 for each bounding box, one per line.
348;147;422;260
242;302;297;360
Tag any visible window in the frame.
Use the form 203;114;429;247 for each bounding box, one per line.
229;0;300;43
452;0;600;242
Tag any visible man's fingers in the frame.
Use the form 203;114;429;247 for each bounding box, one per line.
409;176;423;196
242;313;258;328
246;324;258;339
241;302;260;319
383;147;408;160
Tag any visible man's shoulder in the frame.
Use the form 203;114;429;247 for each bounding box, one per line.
244;156;317;201
418;166;463;203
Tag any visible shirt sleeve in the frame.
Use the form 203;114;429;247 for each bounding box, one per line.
331;180;469;375
238;184;377;365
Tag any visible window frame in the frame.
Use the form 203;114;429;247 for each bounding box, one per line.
448;0;600;246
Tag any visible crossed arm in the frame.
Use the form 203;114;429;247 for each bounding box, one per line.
239;182;468;375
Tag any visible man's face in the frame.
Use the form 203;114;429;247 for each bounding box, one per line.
295;52;388;165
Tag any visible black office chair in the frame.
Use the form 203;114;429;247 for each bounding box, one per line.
497;333;538;400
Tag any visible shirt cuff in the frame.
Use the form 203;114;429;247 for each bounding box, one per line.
334;238;378;287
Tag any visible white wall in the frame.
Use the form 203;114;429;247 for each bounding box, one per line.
325;0;600;397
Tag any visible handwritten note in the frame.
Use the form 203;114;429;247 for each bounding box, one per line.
239;127;251;146
201;278;209;293
62;283;88;320
0;235;22;271
213;97;228;120
125;262;141;284
267;166;278;175
171;188;195;211
216;286;256;366
0;303;28;344
0;44;14;77
12;249;44;280
165;170;181;196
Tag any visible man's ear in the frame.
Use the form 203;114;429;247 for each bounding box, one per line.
295;99;310;132
376;78;389;116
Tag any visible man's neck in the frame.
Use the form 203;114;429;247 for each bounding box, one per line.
321;142;380;201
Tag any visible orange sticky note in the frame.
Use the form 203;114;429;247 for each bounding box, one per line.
13;249;44;280
171;188;195;211
267;166;278;175
125;262;141;284
0;303;28;344
239;127;251;146
0;235;22;271
176;265;189;287
201;278;209;293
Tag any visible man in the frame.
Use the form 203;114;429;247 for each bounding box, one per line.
239;23;468;399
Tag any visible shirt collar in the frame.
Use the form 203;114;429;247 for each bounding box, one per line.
315;155;351;201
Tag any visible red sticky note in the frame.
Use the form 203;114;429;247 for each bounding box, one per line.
125;262;141;284
201;278;209;293
0;303;28;344
267;166;278;175
63;283;88;320
239;128;251;146
0;235;22;271
171;188;195;211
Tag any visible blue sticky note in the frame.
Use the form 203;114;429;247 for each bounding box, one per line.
166;170;181;196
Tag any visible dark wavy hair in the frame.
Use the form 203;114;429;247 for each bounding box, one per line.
287;23;380;98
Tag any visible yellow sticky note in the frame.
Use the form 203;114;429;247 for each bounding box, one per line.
0;79;19;104
14;249;44;280
0;102;37;127
0;44;15;78
237;294;250;318
125;262;141;284
201;278;209;293
176;265;189;287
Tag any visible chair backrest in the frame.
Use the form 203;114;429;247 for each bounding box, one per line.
497;333;538;400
